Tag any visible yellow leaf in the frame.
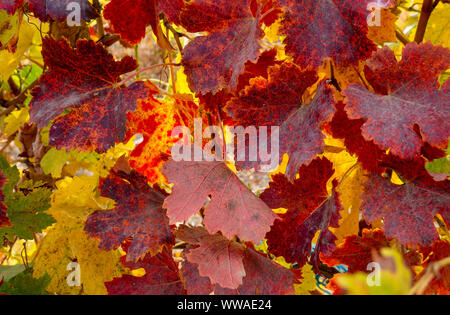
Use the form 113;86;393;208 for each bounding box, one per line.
324;137;362;243
48;176;113;227
2;107;28;138
33;227;123;295
33;176;121;295
425;2;450;48
0;10;20;51
0;17;37;81
368;9;397;44
336;248;412;295
295;264;317;295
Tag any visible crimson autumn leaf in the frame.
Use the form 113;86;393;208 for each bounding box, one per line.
266;180;342;271
85;169;174;262
180;0;274;94
103;0;183;44
106;242;185;295
0;0;98;21
226;63;335;179
126;87;200;183
29;37;149;153
226;63;318;127
213;246;297;295
418;240;450;295
275;0;393;68
178;226;296;293
360;175;450;247
260;157;334;213
0;170;9;228
162;154;277;243
326;101;438;181
182;228;246;289
322;229;390;273
180;246;214;295
343;42;450;159
199;48;282;126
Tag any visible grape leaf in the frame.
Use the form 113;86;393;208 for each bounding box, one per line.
418;240;450;295
180;246;214;295
226;63;335;179
343;42;450;159
0;9;20;51
0;13;36;81
0;156;54;240
266;180;342;271
323;229;390;273
85;169;174;262
0;269;50;295
33;175;123;295
126;87;199;183
29;37;150;153
33;226;123;295
0;170;9;228
162;154;277;243
336;248;412;295
327;102;438;182
360;175;450;247
226;63;318;128
103;0;183;45
275;0;393;68
260;157;334;213
0;0;21;14
106;242;185;295
279;81;337;180
213;246;297;295
0;0;98;22
183;229;246;289
178;226;296;293
180;0;270;94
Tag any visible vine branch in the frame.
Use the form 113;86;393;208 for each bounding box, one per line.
414;0;436;43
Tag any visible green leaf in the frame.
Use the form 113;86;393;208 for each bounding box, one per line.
0;264;26;282
0;155;55;240
426;142;450;175
0;269;50;295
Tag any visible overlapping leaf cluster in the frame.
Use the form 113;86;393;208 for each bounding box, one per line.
0;0;448;295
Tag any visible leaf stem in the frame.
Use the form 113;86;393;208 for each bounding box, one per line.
414;0;436;43
118;63;181;86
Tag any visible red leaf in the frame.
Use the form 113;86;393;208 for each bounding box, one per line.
183;230;246;289
360;175;450;247
1;0;98;21
226;63;335;178
106;243;185;295
103;0;183;44
180;0;265;94
178;226;296;293
180;246;214;295
226;63;318;128
162;156;277;243
344;43;450;159
279;81;337;180
322;229;390;273
30;38;149;153
0;0;21;14
266;180;342;271
327;102;434;181
85;170;174;262
0;170;10;228
276;0;393;68
214;247;296;295
260;157;334;213
418;240;450;295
